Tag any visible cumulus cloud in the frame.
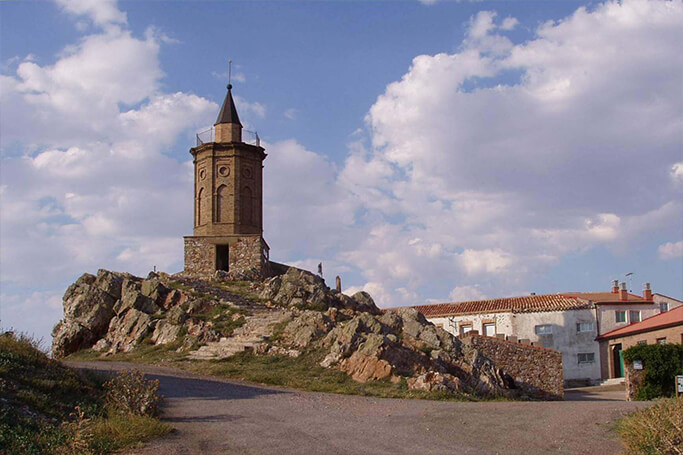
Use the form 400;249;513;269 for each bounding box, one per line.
448;285;487;302
55;0;127;27
338;0;683;306
658;241;683;260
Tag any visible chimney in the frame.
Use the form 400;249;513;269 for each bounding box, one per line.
619;282;628;301
611;279;619;294
643;282;652;301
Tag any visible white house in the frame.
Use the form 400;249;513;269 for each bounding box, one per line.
410;295;601;383
406;281;680;384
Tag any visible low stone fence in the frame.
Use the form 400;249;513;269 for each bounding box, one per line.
461;333;564;400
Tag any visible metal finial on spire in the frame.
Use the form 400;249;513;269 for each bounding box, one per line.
227;59;232;90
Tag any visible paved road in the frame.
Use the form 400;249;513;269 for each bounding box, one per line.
70;361;647;455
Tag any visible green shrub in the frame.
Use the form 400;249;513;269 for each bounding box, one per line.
616;397;683;455
104;369;161;417
623;344;683;400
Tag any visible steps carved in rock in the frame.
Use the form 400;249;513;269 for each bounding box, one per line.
188;309;291;360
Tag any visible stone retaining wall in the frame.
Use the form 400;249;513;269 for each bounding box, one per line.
461;333;564;400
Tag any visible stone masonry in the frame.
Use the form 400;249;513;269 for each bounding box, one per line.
461;332;564;400
184;235;270;277
184;237;215;275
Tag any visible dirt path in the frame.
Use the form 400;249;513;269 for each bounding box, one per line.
69;361;647;455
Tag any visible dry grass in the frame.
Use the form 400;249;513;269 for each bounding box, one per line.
616;397;683;455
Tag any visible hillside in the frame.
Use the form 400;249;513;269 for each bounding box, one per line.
55;266;517;399
0;332;168;455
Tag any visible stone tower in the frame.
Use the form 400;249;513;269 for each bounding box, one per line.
183;83;270;277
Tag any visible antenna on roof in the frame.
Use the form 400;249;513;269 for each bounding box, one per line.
625;272;634;293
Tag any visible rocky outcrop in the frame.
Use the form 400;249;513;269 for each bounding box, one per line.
258;269;514;398
53;270;219;357
53;266;517;399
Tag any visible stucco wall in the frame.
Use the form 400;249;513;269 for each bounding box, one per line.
653;294;683;313
429;313;513;337
512;310;600;381
461;333;564;400
597;303;662;336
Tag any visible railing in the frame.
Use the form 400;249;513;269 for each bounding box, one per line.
196;127;261;147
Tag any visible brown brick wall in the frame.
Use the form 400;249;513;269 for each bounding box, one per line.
461;333;564;400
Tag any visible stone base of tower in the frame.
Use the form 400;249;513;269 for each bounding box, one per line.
183;235;270;279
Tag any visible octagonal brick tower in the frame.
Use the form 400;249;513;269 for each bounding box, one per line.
183;83;270;277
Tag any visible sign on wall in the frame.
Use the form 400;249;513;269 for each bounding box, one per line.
633;360;643;370
677;376;683;396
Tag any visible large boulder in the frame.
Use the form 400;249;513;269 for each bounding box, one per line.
260;267;329;310
141;274;170;303
281;310;332;348
114;279;161;315
51;320;97;358
105;309;154;353
52;273;118;357
151;320;181;345
94;269;126;299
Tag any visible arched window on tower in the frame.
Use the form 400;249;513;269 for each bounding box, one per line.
216;185;228;223
196;187;204;226
241;186;253;226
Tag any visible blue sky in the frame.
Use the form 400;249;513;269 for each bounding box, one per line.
1;0;682;343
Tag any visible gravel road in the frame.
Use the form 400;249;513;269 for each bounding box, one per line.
69;361;647;455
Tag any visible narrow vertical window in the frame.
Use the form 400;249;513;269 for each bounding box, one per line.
196;188;204;226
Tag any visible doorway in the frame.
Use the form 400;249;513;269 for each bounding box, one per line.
215;244;229;272
612;344;624;378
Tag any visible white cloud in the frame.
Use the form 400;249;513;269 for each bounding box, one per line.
55;0;127;27
233;95;266;119
658;241;683;260
448;285;487;302
337;0;683;306
500;17;519;31
672;162;683;183
284;108;298;120
459;249;513;275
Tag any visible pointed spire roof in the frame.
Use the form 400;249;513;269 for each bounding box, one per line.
215;84;242;126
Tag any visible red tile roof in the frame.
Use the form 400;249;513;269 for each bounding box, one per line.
561;292;651;304
406;294;594;317
597;305;683;340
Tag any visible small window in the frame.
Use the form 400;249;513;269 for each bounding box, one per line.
578;353;595;364
483;323;496;337
629;310;641;323
615;311;626;323
535;325;552;335
576;322;594;333
660;302;669;313
656;338;667;345
637;340;647;345
460;324;472;336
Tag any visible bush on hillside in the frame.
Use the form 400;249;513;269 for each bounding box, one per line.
623;344;683;400
104;369;161;417
616;397;683;455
